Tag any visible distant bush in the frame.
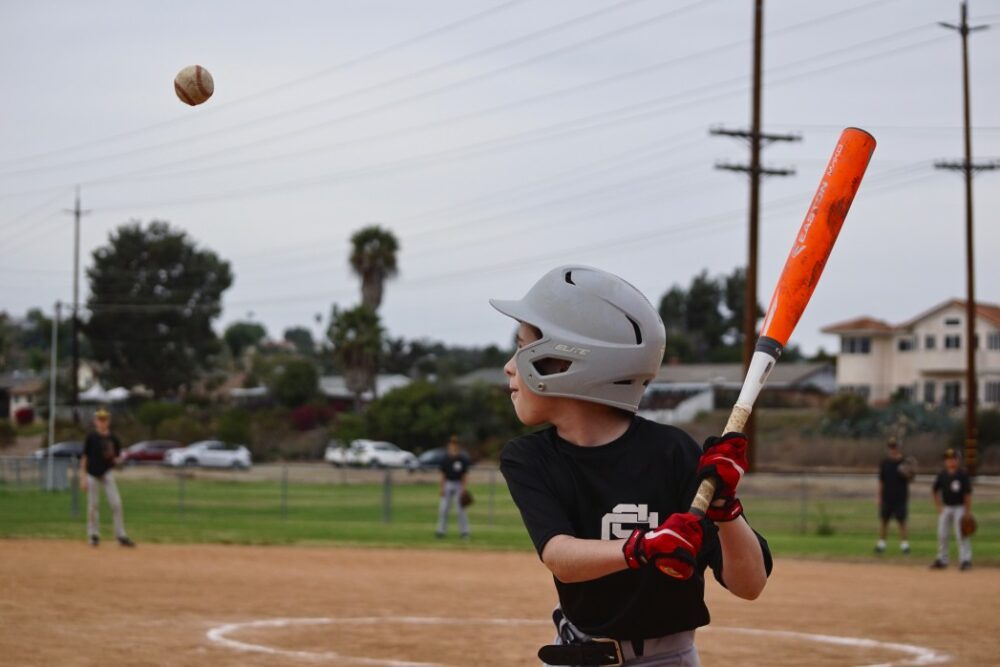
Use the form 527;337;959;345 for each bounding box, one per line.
821;394;954;438
290;404;331;431
157;415;208;444
136;401;185;437
13;407;34;426
0;419;15;447
216;408;251;445
949;409;1000;451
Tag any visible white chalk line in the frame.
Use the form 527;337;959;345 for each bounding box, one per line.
206;616;952;667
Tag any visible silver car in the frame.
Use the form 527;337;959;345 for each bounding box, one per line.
163;440;252;469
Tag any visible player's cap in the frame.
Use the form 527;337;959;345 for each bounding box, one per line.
94;407;110;420
886;437;898;448
943;447;957;460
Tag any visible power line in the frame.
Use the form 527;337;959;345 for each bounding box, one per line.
0;0;532;169
0;0;673;179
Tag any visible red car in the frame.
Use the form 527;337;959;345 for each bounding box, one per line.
122;440;184;465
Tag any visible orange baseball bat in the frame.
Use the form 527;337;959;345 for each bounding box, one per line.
689;127;876;517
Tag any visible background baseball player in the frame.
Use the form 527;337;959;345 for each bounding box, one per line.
80;408;135;548
875;437;912;555
494;265;771;666
930;448;972;571
435;435;471;540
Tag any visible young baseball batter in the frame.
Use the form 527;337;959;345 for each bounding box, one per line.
493;265;772;666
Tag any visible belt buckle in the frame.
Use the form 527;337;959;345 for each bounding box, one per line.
592;637;624;667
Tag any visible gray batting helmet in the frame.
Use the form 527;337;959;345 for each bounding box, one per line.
490;265;665;412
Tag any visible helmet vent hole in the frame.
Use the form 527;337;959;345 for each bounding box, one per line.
532;358;571;376
565;271;575;285
613;379;633;386
627;316;642;344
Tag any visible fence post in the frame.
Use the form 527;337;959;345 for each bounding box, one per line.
178;471;186;517
15;458;21;486
70;463;80;517
798;473;808;534
281;464;288;520
488;468;496;526
382;470;392;523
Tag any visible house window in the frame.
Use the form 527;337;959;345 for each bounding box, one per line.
897;337;915;352
924;381;936;404
894;385;915;401
988;332;1000;350
943;382;961;407
986;382;1000;404
842;385;871;400
925;335;936;350
944;335;961;350
841;337;871;354
945;317;961;326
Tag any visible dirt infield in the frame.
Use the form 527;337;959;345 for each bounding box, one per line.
1;540;997;666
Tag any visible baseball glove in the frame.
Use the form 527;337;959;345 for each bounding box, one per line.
961;513;977;538
459;489;474;508
897;456;918;482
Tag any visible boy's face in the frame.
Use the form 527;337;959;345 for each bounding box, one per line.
945;457;959;473
504;323;554;426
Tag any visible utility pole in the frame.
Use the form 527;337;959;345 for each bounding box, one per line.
935;1;995;477
710;0;800;471
63;186;90;423
47;301;61;491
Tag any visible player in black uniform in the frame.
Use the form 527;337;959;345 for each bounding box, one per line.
492;266;772;666
875;437;912;555
930;448;973;570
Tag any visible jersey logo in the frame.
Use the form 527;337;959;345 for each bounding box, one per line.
600;503;659;540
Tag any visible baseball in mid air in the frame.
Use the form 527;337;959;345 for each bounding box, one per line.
174;65;214;106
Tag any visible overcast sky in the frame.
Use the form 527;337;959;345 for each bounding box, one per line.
1;0;998;357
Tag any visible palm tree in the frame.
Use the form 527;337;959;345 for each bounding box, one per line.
349;225;399;310
328;305;383;410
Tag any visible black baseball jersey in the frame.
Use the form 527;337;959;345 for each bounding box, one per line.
500;415;772;641
440;454;470;481
878;457;910;506
933;469;971;506
83;431;121;478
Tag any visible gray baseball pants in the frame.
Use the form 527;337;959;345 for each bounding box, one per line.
87;472;127;540
936;505;971;565
436;480;469;536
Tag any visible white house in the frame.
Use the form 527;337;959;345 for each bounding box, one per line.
822;299;1000;406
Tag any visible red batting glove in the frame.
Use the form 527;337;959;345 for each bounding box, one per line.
698;432;748;522
623;513;706;580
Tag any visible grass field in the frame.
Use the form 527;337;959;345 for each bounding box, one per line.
1;472;998;565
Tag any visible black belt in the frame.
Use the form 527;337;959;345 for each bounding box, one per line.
538;637;624;666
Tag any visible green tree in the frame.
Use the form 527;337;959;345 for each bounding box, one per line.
224;321;267;360
333;379;523;456
85;221;233;395
272;358;319;408
328;305;383;409
136;401;185;437
283;327;315;356
349;225;399;310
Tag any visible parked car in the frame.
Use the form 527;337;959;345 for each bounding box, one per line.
324;439;416;468
32;441;83;460
163;440;252;469
409;446;472;471
121;440;183;465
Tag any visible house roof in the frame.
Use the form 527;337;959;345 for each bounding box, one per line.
897;298;1000;330
0;372;43;391
823;299;1000;335
319;374;412;401
820;317;894;335
651;362;832;387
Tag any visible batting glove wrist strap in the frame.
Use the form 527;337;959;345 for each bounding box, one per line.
706;497;744;523
623;528;647;569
